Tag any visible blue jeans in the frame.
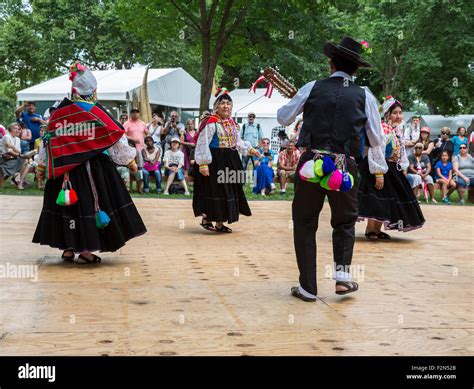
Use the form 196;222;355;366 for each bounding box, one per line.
242;155;255;171
21;140;30;154
164;167;185;181
143;169;162;192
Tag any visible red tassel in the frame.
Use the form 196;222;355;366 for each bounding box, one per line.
68;188;78;204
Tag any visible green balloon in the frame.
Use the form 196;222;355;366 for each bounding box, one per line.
319;173;332;190
307;175;320;183
314;159;324;177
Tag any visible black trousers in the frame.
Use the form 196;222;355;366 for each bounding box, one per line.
292;151;358;296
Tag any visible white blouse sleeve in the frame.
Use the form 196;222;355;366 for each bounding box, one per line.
399;132;410;170
107;134;137;166
195;123;216;165
368;141;389;174
236;129;253;156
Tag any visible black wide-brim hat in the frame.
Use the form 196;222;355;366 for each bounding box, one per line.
323;36;371;67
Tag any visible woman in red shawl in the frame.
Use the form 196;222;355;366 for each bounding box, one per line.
32;63;146;263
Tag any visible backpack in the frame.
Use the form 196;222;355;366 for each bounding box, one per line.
169;183;185;195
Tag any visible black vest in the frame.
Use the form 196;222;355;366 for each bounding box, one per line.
299;76;367;158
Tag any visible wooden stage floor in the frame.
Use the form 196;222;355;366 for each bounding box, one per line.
0;195;472;356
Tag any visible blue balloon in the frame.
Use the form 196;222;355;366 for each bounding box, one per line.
322;156;336;175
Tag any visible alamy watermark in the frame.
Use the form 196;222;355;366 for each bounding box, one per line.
52;120;96;140
217;167;254;185
0;262;39;282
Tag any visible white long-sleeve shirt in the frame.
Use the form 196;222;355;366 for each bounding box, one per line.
277;71;388;174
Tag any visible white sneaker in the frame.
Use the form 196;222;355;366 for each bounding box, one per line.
164;191;169;195
184;191;190;195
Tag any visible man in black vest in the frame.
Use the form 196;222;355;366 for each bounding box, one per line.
277;37;387;301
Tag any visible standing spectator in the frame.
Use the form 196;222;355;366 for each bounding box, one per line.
431;127;454;168
182;118;197;175
15;101;46;149
404;114;421;157
417;126;435;156
277;128;290;151
451;126;468;156
162;111;185;151
408;142;436;203
277;140;301;194
291;119;304;143
127;139;144;193
147;113;164;147
434;150;456;204
119;113;128;126
163;137;189;195
142;136;162;193
124;108;148;151
18;121;32;154
453;144;474;204
240;112;263;173
469;126;474;154
253;138;276;196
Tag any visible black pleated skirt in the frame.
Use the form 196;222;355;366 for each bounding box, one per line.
358;158;425;231
192;148;251;223
32;153;147;252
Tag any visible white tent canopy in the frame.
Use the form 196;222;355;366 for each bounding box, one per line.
17;68;201;109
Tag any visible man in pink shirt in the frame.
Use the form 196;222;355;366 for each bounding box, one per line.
124;108;148;150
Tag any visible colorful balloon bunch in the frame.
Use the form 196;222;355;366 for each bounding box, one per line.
298;155;354;192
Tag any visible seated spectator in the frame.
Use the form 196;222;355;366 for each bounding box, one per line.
278;140;301;195
453;144;474;204
0;124;6;138
18;121;32;154
434;150;456;204
452;126;468;156
253;138;276;196
0;123;35;189
142;136;162;193
408;143;436;203
163;137;189;195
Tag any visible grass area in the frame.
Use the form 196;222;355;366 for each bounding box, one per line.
0;173;471;205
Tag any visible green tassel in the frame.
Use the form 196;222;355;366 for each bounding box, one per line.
56;189;66;206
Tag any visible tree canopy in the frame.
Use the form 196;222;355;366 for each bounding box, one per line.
1;0;472;123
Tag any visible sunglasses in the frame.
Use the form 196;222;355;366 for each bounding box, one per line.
262;142;269;145
441;132;449;135
460;146;467;149
414;146;423;149
248;115;255;118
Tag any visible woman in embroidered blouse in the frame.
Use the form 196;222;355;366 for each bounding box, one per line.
193;90;261;233
358;96;425;240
